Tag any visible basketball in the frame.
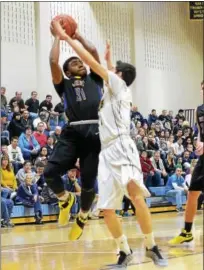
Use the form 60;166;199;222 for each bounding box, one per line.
52;14;77;37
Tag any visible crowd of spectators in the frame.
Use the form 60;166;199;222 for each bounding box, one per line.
0;86;203;227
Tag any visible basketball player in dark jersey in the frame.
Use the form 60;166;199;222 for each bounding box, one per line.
169;80;204;244
44;22;103;240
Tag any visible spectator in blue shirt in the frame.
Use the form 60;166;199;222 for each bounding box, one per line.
18;126;40;161
165;166;188;212
148;109;158;125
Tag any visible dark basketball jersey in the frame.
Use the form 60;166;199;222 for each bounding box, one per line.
197;104;204;143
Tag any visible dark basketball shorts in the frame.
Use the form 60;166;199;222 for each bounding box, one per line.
189;154;204;192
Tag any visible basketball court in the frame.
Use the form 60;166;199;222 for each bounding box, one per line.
2;212;203;270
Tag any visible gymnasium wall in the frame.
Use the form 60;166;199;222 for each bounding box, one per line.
133;2;203;115
1;2;203;113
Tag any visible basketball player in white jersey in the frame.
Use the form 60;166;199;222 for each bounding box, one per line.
52;21;168;268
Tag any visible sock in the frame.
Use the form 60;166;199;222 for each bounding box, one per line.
184;222;193;233
144;232;156;249
79;210;89;220
115;234;131;255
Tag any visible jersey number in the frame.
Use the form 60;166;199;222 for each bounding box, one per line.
75;88;86;102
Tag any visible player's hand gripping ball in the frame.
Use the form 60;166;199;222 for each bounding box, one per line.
51;14;77;38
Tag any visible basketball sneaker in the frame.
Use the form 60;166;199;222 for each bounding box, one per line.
69;215;88;240
58;193;75;226
146;245;168;267
100;250;134;269
168;229;193;245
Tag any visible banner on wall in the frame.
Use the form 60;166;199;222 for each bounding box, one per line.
189;2;204;20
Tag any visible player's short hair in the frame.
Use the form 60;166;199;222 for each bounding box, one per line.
63;56;80;74
201;80;204;85
116;61;136;86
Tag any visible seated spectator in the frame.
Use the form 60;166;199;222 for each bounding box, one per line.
147;134;159;152
167;110;174;122
62;169;81;218
54;97;65;125
183;136;193;149
35;147;48;166
1;145;8;157
182;150;191;166
167;135;175;151
51;126;62;143
1;155;17;198
21;110;33;130
148;109;158;125
172;138;184;157
150;151;168;185
9;91;25;113
165;166;188;212
158;110;168;122
174;129;183;142
8;137;25;174
136;136;148;152
164;130;170;141
159;137;168;159
173;119;184;136
39;94;53;112
142;122;149;136
176;157;183;168
25;91;39;117
136;128;145;140
1;197;14;228
140;150;155;188
16;173;43;224
16;161;36;185
164;151;176;176
1;86;7;111
33;110;50;130
186;144;198;160
45;136;55;158
131;106;144;123
175;109;186;123
154;122;162;137
33;122;48;148
18;127;40;161
1;110;10;145
149;122;156;132
7;112;25;139
34;162;46;194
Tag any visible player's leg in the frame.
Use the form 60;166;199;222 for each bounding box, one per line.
169;156;204;245
69;136;100;240
44;126;78;226
127;179;168;266
97;153;134;267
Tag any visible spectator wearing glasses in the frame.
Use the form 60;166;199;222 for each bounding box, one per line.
16;160;36;185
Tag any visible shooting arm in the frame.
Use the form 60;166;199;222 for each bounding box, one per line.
49;37;63;84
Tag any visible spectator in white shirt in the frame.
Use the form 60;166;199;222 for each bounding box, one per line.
7;136;24;174
172;138;184;157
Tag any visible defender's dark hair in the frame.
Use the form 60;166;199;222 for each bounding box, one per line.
116;61;136;86
63;56;80;75
201;80;204;85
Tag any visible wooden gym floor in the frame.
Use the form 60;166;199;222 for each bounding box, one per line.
1;212;203;270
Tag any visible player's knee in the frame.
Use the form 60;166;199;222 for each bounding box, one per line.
80;188;96;212
127;179;143;199
188;191;201;200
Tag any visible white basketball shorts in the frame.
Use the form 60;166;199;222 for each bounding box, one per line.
97;136;150;210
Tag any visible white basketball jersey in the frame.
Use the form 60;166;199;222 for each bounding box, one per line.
98;71;132;146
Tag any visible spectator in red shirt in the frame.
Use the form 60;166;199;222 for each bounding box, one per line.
33;122;47;148
140;150;155;188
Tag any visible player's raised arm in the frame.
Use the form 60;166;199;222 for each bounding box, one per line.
51;20;108;83
73;29;100;63
49;24;63;85
104;40;115;72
